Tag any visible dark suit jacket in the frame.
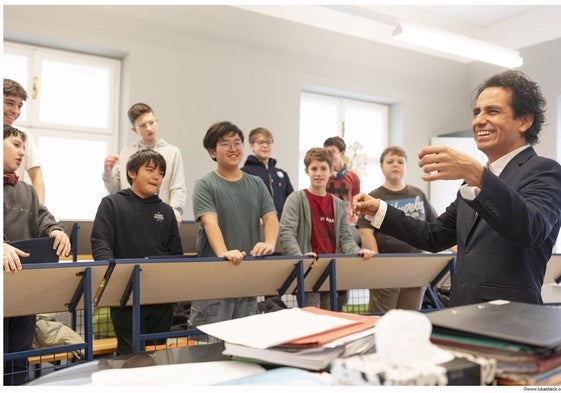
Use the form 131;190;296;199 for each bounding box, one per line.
379;147;561;306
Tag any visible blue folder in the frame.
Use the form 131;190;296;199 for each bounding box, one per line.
9;237;59;263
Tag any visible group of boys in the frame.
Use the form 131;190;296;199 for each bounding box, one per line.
5;69;561;385
2;79;372;383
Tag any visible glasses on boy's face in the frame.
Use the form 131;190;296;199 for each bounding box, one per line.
254;139;274;146
217;141;244;150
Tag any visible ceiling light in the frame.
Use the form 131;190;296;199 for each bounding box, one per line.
393;24;523;68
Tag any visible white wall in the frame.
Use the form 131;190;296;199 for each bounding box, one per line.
4;5;559;220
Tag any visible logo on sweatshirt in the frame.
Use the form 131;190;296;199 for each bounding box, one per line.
154;212;164;222
387;196;427;220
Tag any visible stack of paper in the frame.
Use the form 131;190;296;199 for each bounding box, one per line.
197;307;380;370
427;300;561;385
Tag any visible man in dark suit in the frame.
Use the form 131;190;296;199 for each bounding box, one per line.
352;70;561;307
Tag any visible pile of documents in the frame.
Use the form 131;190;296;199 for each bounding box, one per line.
329;309;490;386
197;307;379;371
427;300;561;385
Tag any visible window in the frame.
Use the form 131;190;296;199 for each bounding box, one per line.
298;92;389;193
3;41;120;220
429;136;487;215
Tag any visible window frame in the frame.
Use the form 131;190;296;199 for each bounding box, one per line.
298;91;389;193
4;41;121;220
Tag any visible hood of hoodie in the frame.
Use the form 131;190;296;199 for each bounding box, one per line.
134;138;169;150
116;188;162;204
243;154;277;168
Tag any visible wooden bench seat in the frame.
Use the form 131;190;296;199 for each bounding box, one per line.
144;337;196;351
91;337;118;356
28;351;74;366
28;336;199;365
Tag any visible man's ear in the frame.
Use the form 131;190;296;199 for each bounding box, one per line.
131;125;138;135
519;113;534;134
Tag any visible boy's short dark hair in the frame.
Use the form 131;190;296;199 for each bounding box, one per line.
126;149;166;186
248;127;273;143
304;147;333;169
128;103;153;125
323;136;346;152
203;121;245;159
380;146;407;164
4;124;27;142
3;79;27;100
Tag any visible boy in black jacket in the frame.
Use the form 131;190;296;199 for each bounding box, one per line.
91;149;183;355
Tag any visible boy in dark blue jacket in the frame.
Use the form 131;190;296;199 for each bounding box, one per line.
242;127;293;219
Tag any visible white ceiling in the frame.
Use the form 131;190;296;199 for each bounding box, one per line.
233;4;561;64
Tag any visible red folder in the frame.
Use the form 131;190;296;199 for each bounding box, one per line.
282;307;380;348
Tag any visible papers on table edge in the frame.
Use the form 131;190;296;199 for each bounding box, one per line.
224;332;376;371
197;306;379;349
198;307;380;370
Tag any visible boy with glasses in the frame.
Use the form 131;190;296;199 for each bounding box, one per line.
190;121;279;328
242;127;294;219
